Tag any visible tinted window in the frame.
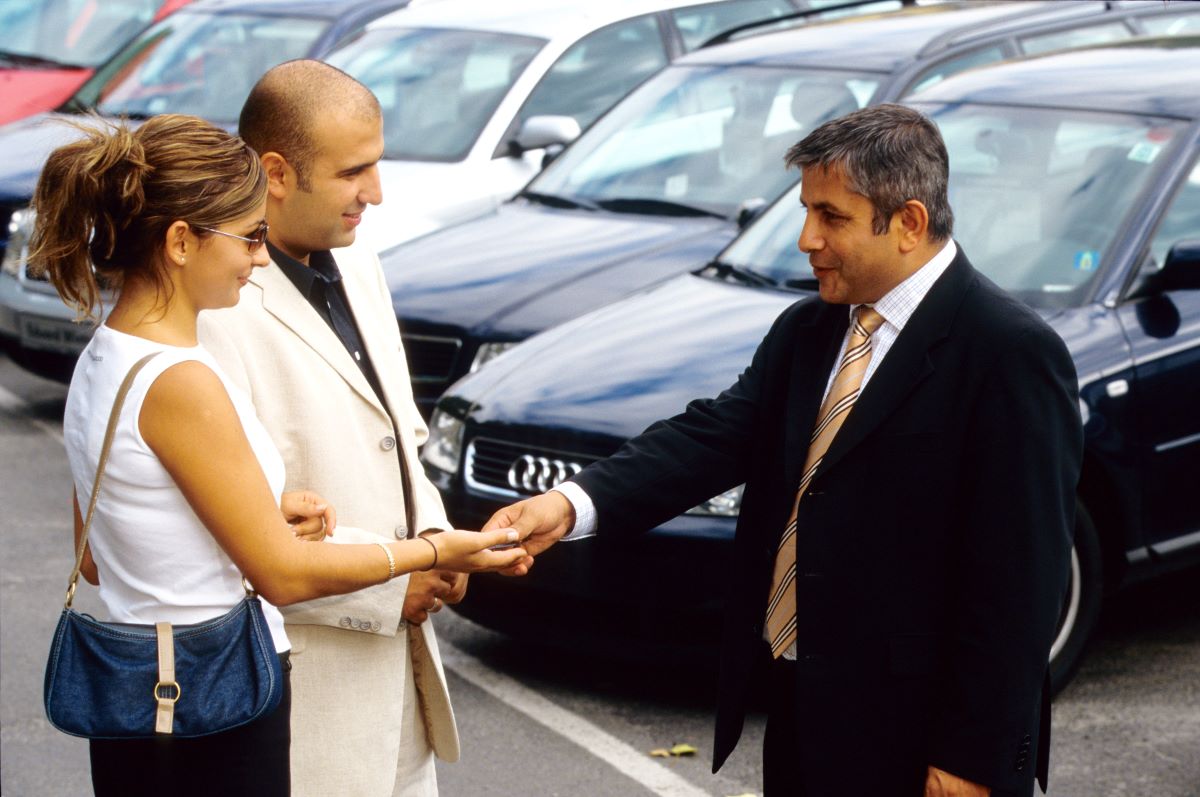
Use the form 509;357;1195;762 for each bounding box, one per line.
1020;23;1130;56
907;46;1007;95
330;27;545;162
79;12;328;124
531;64;877;218
2;0;160;67
672;0;796;51
517;16;667;133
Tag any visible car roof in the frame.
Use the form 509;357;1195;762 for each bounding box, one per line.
182;0;402;18
367;0;783;40
910;36;1200;119
678;0;1129;73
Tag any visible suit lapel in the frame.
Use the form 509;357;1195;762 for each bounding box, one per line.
814;250;976;479
782;303;849;492
251;260;387;417
337;249;406;425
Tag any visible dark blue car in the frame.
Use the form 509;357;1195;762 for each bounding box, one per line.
383;0;1200;415
424;38;1200;692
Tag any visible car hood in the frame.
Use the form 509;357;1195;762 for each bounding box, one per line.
383;201;736;340
456;273;799;438
0;70;89;128
453;272;1103;442
0;112;90;199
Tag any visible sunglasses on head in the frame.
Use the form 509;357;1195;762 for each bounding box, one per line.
191;220;269;253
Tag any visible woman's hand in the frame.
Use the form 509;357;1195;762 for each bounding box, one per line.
422;529;527;573
281;491;336;541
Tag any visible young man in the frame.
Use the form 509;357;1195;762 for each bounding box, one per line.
200;60;460;796
487;104;1083;797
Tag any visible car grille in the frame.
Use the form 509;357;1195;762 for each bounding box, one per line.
402;334;462;383
465;437;597;499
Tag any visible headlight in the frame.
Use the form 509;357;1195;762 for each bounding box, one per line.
2;207;35;278
421;409;466;475
686;484;744;517
1078;397;1090;427
470;341;518;373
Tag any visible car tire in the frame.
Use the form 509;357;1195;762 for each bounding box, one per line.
1049;500;1103;696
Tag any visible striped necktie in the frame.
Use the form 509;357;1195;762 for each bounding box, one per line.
764;305;885;658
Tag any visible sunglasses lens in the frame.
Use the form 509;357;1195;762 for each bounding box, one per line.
249;223;269;252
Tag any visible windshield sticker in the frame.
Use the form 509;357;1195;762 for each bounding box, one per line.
665;174;689;198
1074;250;1100;272
1127;141;1162;164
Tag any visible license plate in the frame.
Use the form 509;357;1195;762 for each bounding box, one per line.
18;314;95;355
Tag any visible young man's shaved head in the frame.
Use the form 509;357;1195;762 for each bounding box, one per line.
239;59;381;191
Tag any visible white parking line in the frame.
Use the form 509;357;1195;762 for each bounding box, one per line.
0;382;64;444
439;640;714;797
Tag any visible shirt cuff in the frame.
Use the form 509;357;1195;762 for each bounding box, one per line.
551;482;596;540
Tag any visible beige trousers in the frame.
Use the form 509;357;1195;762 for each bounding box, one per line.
287;624;438;797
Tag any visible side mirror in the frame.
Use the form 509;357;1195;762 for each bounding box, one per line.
510;115;581;156
736;197;768;229
1136;239;1200;297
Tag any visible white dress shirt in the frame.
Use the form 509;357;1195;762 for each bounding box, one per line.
554;239;959;565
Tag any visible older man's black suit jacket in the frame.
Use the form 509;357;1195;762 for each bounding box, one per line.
572;248;1083;795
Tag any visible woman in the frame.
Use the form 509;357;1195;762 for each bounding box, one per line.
30;114;525;796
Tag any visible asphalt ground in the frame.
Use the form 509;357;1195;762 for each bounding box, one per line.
2;351;1197;796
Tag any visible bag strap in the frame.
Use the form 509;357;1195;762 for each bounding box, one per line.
65;351;160;608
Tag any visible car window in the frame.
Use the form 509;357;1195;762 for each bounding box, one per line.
1020;22;1131;56
1146;158;1200;273
727;104;1186;307
2;0;161;68
530;64;877;218
516;16;668;134
79;11;328;124
1137;10;1200;37
329;27;545;162
907;45;1007;95
672;0;797;51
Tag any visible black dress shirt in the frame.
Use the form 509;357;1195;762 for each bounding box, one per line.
270;242;387;404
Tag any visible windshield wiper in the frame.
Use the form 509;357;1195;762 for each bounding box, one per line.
0;51;78;69
701;260;777;288
519;190;599;211
594;197;726;220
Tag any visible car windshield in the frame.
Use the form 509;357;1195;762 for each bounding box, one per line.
527;64;880;219
0;0;162;68
70;11;329;124
722;103;1185;307
327;27;545;162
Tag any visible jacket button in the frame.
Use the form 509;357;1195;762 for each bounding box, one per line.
339;616;351;628
395;525;406;539
380;436;396;451
371;621;382;632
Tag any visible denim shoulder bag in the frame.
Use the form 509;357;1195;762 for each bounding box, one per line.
44;352;284;739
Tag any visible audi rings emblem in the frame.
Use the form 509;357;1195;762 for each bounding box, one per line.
507;454;583;494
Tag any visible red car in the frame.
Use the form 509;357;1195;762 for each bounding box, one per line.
0;0;192;126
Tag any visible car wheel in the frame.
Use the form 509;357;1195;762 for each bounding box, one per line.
1049;500;1103;696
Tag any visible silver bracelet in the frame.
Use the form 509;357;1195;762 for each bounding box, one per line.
375;542;396;581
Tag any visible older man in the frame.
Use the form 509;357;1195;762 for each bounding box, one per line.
488;104;1083;797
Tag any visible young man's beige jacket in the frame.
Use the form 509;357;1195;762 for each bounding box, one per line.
200;238;458;797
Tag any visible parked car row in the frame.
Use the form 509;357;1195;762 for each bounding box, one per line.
421;35;1200;693
1;0;1198;693
383;0;1199;414
1;0;873;379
